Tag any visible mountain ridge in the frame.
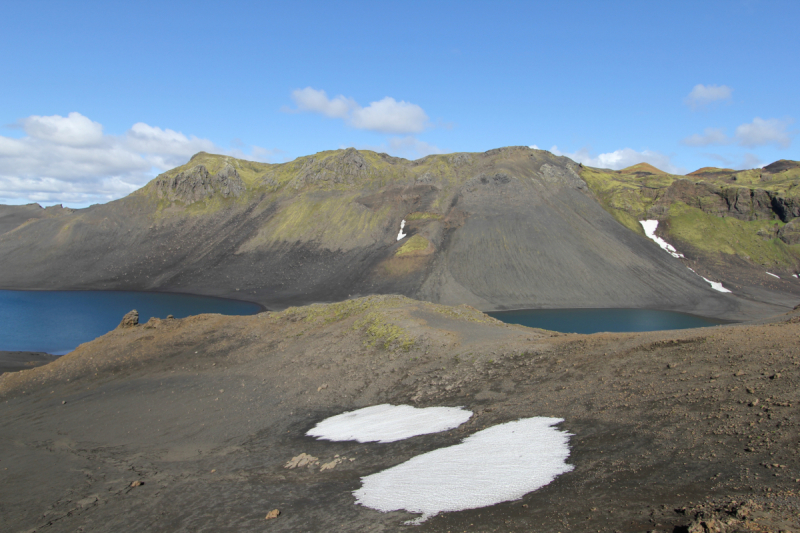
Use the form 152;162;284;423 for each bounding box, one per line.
1;146;798;320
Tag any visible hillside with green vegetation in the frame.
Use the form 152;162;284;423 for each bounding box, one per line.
1;147;797;320
580;160;800;273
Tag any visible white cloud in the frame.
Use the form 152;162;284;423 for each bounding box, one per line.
682;117;795;149
540;145;683;174
684;84;733;110
287;87;430;134
350;97;428;134
20;112;105;147
734;117;794;148
358;136;443;160
681;127;731;147
290;87;357;119
0;112;278;207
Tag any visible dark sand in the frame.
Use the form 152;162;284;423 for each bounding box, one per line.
0;351;59;375
1;296;798;532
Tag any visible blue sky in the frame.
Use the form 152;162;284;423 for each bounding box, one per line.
1;0;798;207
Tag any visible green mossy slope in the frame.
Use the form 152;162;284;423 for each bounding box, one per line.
581;162;800;270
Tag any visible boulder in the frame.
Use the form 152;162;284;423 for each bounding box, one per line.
119;310;139;328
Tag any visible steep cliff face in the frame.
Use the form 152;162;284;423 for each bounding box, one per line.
0;147;795;319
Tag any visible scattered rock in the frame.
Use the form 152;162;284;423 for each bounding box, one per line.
265;509;280;520
76;494;99;507
119;310;139;328
166;314;174;319
317;383;328;392
320;457;344;472
284;453;319;469
130;480;144;487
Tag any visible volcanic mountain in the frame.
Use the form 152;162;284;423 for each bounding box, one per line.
0;146;798;319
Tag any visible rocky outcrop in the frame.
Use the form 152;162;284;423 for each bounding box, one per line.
779;218;800;245
648;179;798;222
287;147;373;189
118;310;139;328
154;163;244;204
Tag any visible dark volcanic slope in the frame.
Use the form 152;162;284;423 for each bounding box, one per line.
1;296;798;532
0;147;789;319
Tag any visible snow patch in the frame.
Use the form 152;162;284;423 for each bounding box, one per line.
793;274;798;279
306;404;472;443
766;272;780;279
687;268;731;293
397;219;407;241
639;220;684;258
353;417;573;524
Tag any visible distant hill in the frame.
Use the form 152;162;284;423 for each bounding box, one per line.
687;167;736;176
0;147;797;319
619;162;668;175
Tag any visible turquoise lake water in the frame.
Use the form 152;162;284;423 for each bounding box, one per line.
487;308;728;334
0;290;262;354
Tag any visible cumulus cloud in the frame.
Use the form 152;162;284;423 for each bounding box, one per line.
287;87;429;134
0;112;277;207
290;87;357;119
537;145;683;174
681;127;731;147
20;112;105;147
682;117;795;149
734;117;794;148
684;84;733;110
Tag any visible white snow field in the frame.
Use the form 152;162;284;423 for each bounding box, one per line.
640;220;684;258
397;219;407;241
353;417;574;524
687;268;732;293
640;220;732;293
306;404;472;443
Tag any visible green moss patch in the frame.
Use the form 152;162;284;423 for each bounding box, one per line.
396;235;431;256
668;202;799;267
406;211;442;221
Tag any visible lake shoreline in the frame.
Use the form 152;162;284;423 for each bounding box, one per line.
2;294;798;532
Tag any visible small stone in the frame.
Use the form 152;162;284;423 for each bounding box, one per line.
265;509;280;520
61;400;66;405
130;480;144;487
317;383;328;392
166;314;174;319
285;453;318;469
320;459;340;471
750;399;760;407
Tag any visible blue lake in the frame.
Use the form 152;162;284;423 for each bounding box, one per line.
0;290;262;354
487;308;728;334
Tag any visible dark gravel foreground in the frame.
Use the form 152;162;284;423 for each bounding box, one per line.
1;295;798;532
